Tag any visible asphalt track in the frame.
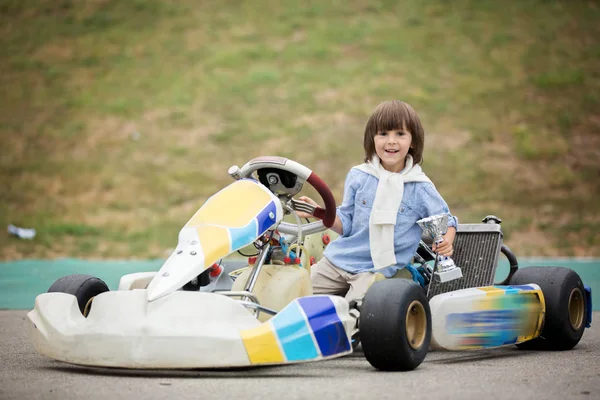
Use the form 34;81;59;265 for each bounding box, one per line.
1;310;598;400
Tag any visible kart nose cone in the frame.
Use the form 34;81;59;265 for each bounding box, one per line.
146;247;207;302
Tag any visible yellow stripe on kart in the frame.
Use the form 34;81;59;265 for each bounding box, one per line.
186;180;272;228
196;226;230;264
241;322;285;364
477;287;507;296
518;291;546;342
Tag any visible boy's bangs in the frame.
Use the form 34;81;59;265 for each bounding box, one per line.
371;103;410;133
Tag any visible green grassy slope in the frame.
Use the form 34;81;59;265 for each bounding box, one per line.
1;0;599;259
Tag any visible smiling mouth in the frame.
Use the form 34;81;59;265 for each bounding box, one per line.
385;149;399;154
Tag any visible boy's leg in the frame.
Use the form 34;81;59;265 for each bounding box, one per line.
343;272;376;344
346;267;416;302
345;272;377;303
310;257;350;296
391;267;413;280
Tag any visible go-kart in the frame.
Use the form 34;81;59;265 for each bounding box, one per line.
28;156;593;371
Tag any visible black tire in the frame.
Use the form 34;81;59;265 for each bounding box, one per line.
48;274;109;317
359;279;431;371
508;266;586;350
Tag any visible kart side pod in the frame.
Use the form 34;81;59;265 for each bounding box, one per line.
429;285;545;351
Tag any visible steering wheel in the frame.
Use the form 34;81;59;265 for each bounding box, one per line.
228;156;336;236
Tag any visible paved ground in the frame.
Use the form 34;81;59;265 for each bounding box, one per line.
1;310;598;400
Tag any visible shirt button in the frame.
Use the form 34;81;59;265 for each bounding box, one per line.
401;207;405;212
362;200;366;205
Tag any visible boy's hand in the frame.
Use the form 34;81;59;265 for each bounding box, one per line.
432;227;456;257
295;196;319;219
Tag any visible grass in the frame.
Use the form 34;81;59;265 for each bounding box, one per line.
1;0;599;260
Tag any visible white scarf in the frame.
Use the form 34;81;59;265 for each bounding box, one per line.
353;155;432;270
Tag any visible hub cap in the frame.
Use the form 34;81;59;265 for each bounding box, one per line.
568;288;585;330
406;300;427;350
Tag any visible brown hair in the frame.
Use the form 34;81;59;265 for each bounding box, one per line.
363;100;425;164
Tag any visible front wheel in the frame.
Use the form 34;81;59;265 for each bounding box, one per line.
359;279;431;371
48;274;109;317
509;266;586;350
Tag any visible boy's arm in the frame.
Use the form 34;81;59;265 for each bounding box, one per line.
329;215;344;236
297;196;344;235
298;169;359;237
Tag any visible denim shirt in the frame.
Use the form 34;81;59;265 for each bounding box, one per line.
323;168;458;278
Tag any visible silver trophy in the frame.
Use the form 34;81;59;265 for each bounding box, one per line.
417;214;462;283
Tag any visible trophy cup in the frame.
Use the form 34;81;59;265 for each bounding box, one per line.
417;214;463;283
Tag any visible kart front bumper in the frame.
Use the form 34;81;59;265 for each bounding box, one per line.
28;290;354;369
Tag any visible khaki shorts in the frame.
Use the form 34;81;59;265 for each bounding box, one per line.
310;257;412;302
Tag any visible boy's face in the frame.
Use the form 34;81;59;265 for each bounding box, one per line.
374;121;413;173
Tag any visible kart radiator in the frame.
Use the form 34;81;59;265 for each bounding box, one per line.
427;224;504;299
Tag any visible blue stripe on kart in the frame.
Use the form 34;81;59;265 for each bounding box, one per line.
271;300;319;361
492;285;536;294
256;201;278;235
502;287;521;295
298;296;350;357
505;285;536;291
229;220;258;252
584;284;592;328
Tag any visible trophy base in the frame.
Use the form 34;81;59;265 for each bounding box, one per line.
434;267;463;283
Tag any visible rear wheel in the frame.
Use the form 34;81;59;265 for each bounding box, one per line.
48;274;109;317
359;279;431;371
509;266;586;350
